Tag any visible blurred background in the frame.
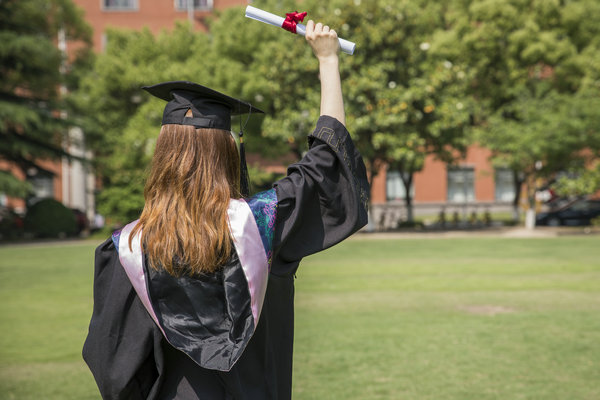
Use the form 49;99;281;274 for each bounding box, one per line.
1;0;599;238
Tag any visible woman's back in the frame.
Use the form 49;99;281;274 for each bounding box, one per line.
83;20;369;400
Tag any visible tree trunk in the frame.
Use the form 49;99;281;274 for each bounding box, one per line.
525;208;536;230
512;170;524;223
364;158;381;232
401;172;414;223
525;175;537;230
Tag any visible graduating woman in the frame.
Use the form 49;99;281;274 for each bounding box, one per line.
83;20;369;400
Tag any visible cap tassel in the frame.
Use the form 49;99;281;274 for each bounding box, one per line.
239;132;250;197
238;104;253;198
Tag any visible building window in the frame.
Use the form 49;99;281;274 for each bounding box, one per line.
495;168;515;202
447;167;474;203
386;171;414;201
102;0;138;11
175;0;214;11
27;171;54;205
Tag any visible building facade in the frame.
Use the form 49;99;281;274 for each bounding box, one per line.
77;0;249;52
370;145;515;230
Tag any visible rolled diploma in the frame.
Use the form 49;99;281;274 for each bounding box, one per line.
245;5;356;55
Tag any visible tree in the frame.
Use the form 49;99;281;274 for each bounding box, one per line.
75;0;312;222
448;0;600;226
75;0;477;224
483;89;600;219
230;0;474;223
553;165;600;199
0;0;91;199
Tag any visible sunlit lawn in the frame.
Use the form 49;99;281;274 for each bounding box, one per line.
0;235;599;399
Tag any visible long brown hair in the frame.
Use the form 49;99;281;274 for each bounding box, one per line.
129;124;241;275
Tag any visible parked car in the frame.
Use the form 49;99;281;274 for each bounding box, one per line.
536;199;600;226
0;207;24;240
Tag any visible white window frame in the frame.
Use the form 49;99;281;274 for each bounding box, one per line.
385;170;414;202
494;168;515;203
447;167;475;203
174;0;214;11
101;0;138;11
27;171;55;204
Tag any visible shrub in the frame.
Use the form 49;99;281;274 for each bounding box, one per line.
24;198;77;238
396;220;425;230
0;208;24;240
248;165;285;195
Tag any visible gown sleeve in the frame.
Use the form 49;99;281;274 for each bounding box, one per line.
271;115;369;276
82;238;164;400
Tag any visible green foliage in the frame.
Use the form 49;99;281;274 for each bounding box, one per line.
0;170;32;198
247;164;285;194
553;166;600;198
24;198;77;238
73;6;293;220
78;0;473;221
75;0;600;222
248;0;473;183
209;1;308;158
213;0;474;224
0;0;92;198
449;0;600;212
482;90;597;178
73;21;271;220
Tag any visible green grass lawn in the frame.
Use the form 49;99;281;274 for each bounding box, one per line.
1;236;599;399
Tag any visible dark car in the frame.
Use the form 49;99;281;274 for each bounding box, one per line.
536;199;600;226
70;208;90;234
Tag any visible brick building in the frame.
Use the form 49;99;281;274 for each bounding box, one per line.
77;0;249;52
370;145;515;230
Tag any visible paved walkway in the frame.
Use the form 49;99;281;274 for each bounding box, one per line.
354;226;600;239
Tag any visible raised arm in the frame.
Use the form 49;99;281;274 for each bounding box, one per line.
265;21;368;276
305;20;345;126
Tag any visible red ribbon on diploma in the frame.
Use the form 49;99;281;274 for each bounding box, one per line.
281;11;307;34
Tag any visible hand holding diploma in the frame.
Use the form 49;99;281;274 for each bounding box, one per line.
305;20;346;126
245;6;356;55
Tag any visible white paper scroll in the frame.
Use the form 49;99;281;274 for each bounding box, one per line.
245;5;356;55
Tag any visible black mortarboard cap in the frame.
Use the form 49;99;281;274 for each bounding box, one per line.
142;81;264;197
141;81;264;130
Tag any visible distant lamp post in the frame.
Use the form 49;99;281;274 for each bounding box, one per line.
130;94;142;104
525;160;544;230
187;0;194;27
535;160;543;171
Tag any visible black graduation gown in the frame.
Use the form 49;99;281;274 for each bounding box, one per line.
83;116;369;400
